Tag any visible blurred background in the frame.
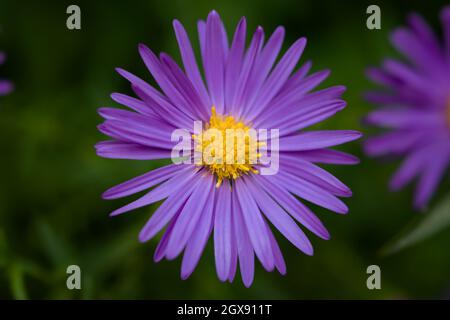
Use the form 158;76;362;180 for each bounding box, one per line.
0;0;450;299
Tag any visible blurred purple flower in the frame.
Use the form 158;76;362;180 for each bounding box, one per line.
364;7;450;210
0;52;13;96
97;10;360;286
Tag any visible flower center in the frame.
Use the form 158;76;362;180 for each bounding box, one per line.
193;107;263;187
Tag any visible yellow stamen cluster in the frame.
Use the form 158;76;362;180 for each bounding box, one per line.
193;107;263;187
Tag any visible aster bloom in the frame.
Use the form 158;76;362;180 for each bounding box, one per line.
97;10;361;286
0;52;13;96
364;7;450;210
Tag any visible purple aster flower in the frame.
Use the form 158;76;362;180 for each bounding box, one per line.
97;10;361;287
0;52;13;96
364;7;450;210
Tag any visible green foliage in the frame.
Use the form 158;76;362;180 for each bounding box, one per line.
382;194;450;256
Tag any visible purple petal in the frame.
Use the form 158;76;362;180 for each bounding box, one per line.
441;6;450;64
270;100;347;136
138;44;198;120
254;86;346;128
180;186;216;279
241;26;285;118
97;119;173;150
197;20;206;62
366;67;401;87
295;149;360;165
159;53;210;120
102;164;185;199
248;37;307;121
204;11;226;113
271;170;349;214
364;130;426;157
390;27;447;82
247;177;314;255
115;68;193;129
98;107;173;132
165;174;214;259
275;60;313;97
173;19;211;109
132;83;194;130
414;147;450;210
232;191;255;287
268;69;331;114
154;215;179;262
227;215;238;282
277;130;362;152
264;220;287;275
0;80;13;96
255;175;330;240
224;17;247;113
408;13;442;58
230;26;264;116
235;178;274;272
110;167;196;216
138;170;199;242
214;185;233;282
382;59;439;98
281;154;352;197
365;108;441;128
110;92;157;117
95;140;171;160
389;145;434;191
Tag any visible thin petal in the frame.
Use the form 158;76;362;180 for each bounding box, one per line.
295;149;360;165
154;215;179;262
272;170;349;214
264;220;287;275
180;186;216;279
95;140;171;160
441;6;450;64
255;175;330;240
241;26;285;118
235;178;274;272
414;147;450;210
214;185;233;282
230;27;264;116
247;177;314;255
165;174;214;259
248;37;307;121
173;19;211;108
281;155;352;197
232;191;255;287
138;44;198;120
138;170;199;242
224;17;247;113
277;130;362;152
110;92;157;117
204;11;226;112
102;164;185;199
110;168;195;216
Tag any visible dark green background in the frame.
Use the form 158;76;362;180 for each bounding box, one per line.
0;0;449;299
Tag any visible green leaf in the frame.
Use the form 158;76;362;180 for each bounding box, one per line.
8;264;28;300
382;194;450;255
37;220;75;267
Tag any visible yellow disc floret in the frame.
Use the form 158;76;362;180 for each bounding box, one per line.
193;107;264;187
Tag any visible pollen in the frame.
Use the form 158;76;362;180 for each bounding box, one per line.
193;106;264;187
